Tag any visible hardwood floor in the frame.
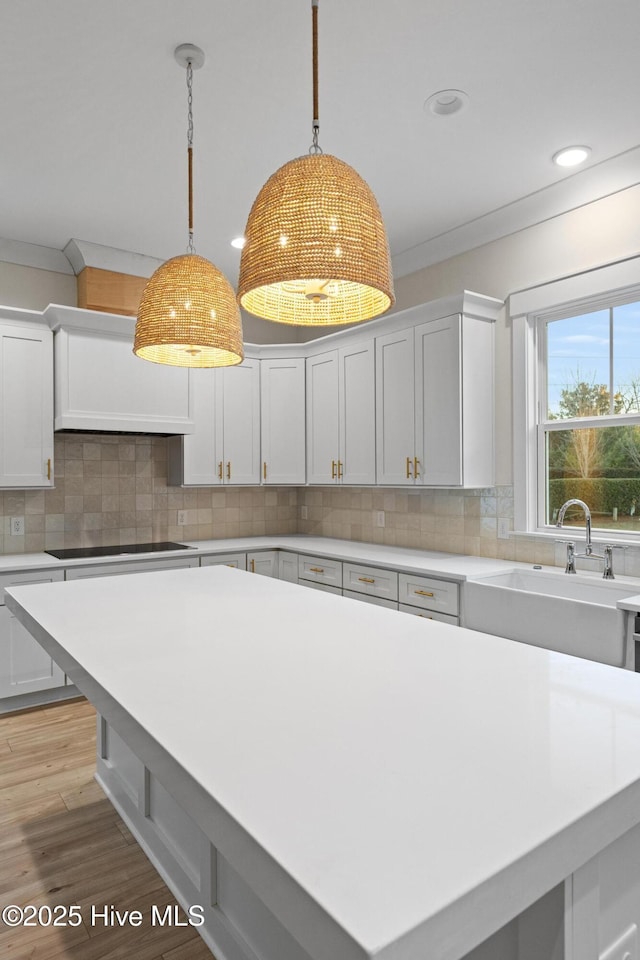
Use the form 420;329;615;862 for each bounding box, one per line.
0;699;215;960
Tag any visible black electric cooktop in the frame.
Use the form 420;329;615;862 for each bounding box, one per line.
45;541;193;560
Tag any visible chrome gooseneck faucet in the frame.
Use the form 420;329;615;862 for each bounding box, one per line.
555;499;616;578
556;499;593;555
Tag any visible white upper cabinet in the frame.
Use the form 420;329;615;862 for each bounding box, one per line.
376;294;499;487
260;358;305;484
168;359;261;485
0;312;54;488
307;340;375;485
45;306;194;434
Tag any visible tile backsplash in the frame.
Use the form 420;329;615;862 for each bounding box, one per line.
1;435;639;576
0;434;297;554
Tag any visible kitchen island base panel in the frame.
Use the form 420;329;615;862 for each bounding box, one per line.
96;714;316;960
96;714;574;960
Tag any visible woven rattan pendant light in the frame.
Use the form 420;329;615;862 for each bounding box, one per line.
134;44;243;367
237;0;394;327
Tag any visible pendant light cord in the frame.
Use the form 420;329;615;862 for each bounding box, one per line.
310;0;322;154
186;59;195;253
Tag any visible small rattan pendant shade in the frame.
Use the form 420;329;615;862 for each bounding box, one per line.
237;153;394;326
134;253;244;367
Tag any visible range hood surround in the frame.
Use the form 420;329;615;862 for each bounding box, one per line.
45;304;196;435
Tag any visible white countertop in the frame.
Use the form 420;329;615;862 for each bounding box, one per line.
0;534;518;581
8;565;640;960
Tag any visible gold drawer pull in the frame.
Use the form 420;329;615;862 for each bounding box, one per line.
415;589;434;597
218;461;223;480
406;456;412;479
331;459;337;479
337;459;343;479
414;456;420;478
418;614;433;619
358;577;375;584
226;461;231;480
310;567;324;573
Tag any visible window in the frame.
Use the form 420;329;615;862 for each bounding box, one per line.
542;301;640;534
511;257;640;541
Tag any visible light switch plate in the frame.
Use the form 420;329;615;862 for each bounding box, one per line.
375;511;385;528
177;510;187;526
600;923;638;960
497;517;511;539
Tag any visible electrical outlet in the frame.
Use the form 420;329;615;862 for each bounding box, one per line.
300;505;308;520
375;511;385;528
177;510;187;526
599;923;637;960
10;516;25;536
497;517;511;540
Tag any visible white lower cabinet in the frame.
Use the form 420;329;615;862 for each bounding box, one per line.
398;571;459;619
278;551;300;583
247;551;279;577
298;554;343;588
343;590;397;609
399;603;459;625
201;553;247;570
0;569;65;699
301;581;343;596
65;556;199;580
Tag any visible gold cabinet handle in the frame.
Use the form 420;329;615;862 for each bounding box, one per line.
415;589;435;597
263;461;267;480
47;458;51;480
250;559;255;573
358;576;375;584
331;459;337;479
310;567;324;573
226;461;231;480
418;614;433;619
218;461;223;480
406;456;413;479
338;460;343;479
414;457;420;478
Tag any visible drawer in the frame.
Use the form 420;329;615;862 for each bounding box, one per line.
200;553;247;570
299;580;342;596
0;568;64;604
342;562;398;601
65;556;199;580
398;572;459;616
343;589;397;610
298;554;343;588
399;603;459;626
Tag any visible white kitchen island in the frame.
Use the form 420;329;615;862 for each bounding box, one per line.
7;565;640;960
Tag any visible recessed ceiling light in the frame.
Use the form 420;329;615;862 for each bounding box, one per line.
424;89;469;117
231;236;246;249
552;146;591;167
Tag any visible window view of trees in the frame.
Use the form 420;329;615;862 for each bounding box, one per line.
545;302;640;531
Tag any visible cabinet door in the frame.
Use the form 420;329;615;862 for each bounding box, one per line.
278;551;300;582
375;328;416;485
261;358;306;484
170;370;221;486
247;551;278;577
415;315;463;486
339;341;375;484
221;359;261;485
0;608;65;697
0;569;65;698
306;352;339;484
0;322;53;487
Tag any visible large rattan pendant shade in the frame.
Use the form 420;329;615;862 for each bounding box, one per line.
134;253;244;367
238;153;394;326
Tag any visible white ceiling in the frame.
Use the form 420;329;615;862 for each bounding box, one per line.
1;0;639;287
